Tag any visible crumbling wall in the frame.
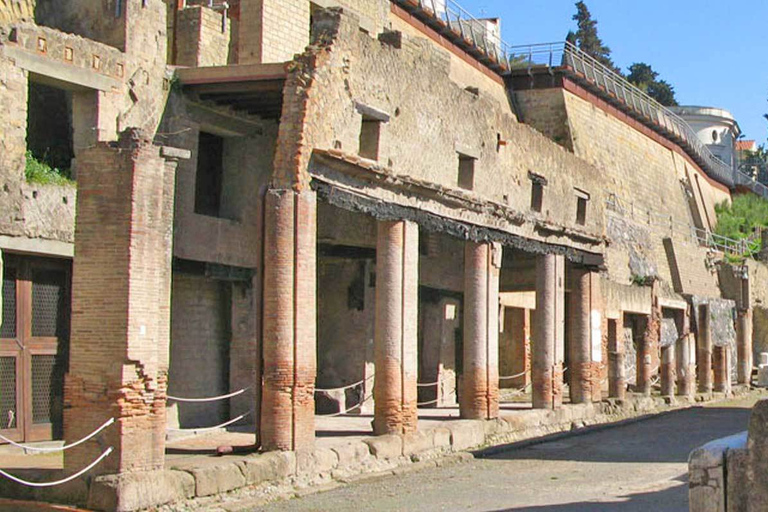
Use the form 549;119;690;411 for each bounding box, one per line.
285;8;607;260
0;0;34;24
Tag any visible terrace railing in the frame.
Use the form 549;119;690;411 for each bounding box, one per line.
507;41;740;189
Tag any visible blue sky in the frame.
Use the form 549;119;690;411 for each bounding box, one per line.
457;0;768;142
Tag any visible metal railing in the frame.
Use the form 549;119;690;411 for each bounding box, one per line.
399;1;768;201
507;41;739;188
394;0;509;68
606;193;759;257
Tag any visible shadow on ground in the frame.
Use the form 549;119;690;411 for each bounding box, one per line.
483;406;751;465
488;475;688;512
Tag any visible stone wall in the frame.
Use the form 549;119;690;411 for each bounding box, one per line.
169;272;230;429
0;0;34;24
285;9;607;260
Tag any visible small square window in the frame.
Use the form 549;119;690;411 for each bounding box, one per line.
528;172;547;212
458;154;475;190
531;181;543;212
358;118;381;160
195;131;224;217
575;189;590;225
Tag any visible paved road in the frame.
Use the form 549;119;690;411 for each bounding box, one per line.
253;396;759;512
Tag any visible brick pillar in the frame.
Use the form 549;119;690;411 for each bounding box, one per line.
608;316;625;400
568;268;592;404
460;241;500;420
737;308;753;385
533;253;564;409
261;189;316;451
373;220;418;435
697;304;713;394
677;309;695;397
636;315;654;396
239;0;311;64
660;344;675;396
64;132;176;476
713;346;731;394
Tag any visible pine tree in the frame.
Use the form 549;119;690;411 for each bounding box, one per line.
627;62;678;106
567;1;615;71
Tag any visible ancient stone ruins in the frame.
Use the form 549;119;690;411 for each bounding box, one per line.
0;0;766;510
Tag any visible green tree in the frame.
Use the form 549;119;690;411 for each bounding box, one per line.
566;1;616;71
627;62;678;106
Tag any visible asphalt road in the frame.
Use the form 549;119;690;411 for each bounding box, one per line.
251;395;759;512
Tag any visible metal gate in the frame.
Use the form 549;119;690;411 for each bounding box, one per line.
0;254;70;443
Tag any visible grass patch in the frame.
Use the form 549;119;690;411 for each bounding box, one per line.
25;151;74;186
714;194;768;259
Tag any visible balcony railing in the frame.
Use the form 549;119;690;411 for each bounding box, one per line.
507;41;742;189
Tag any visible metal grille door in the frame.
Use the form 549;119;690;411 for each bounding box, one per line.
0;254;70;442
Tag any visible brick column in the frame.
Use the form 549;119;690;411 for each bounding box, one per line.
460;241;500;420
64;132;176;476
697;304;713;394
533;253;564;409
660;344;675;396
373;220;418;435
608;316;626;400
568;268;592;404
713;346;731;394
636;316;654;396
261;189;317;451
737;308;753;385
677;310;695;397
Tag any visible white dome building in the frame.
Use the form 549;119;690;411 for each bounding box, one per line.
670;105;741;169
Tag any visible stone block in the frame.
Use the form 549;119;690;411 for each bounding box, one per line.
332;441;372;470
727;448;749;512
432;427;452;449
363;434;403;460
403;431;434;458
296;448;338;476
448;420;485;451
689;485;722;512
186;462;246;497
87;470;194;512
239;451;297;486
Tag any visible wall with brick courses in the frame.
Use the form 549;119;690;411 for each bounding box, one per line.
239;0;310;64
278;9;607;259
175;5;230;67
169;272;230;428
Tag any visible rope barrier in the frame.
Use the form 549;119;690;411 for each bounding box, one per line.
318;395;373;418
315;375;373;393
166;411;251;433
499;370;530;381
167;387;251;403
417;388;456;407
0;447;113;488
0;418;115;454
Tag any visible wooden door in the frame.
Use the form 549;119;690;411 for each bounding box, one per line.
0;254;70;442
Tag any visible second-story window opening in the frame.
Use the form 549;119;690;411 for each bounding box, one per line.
195;131;224;217
458;153;475;190
528;172;547;213
575;188;590;226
